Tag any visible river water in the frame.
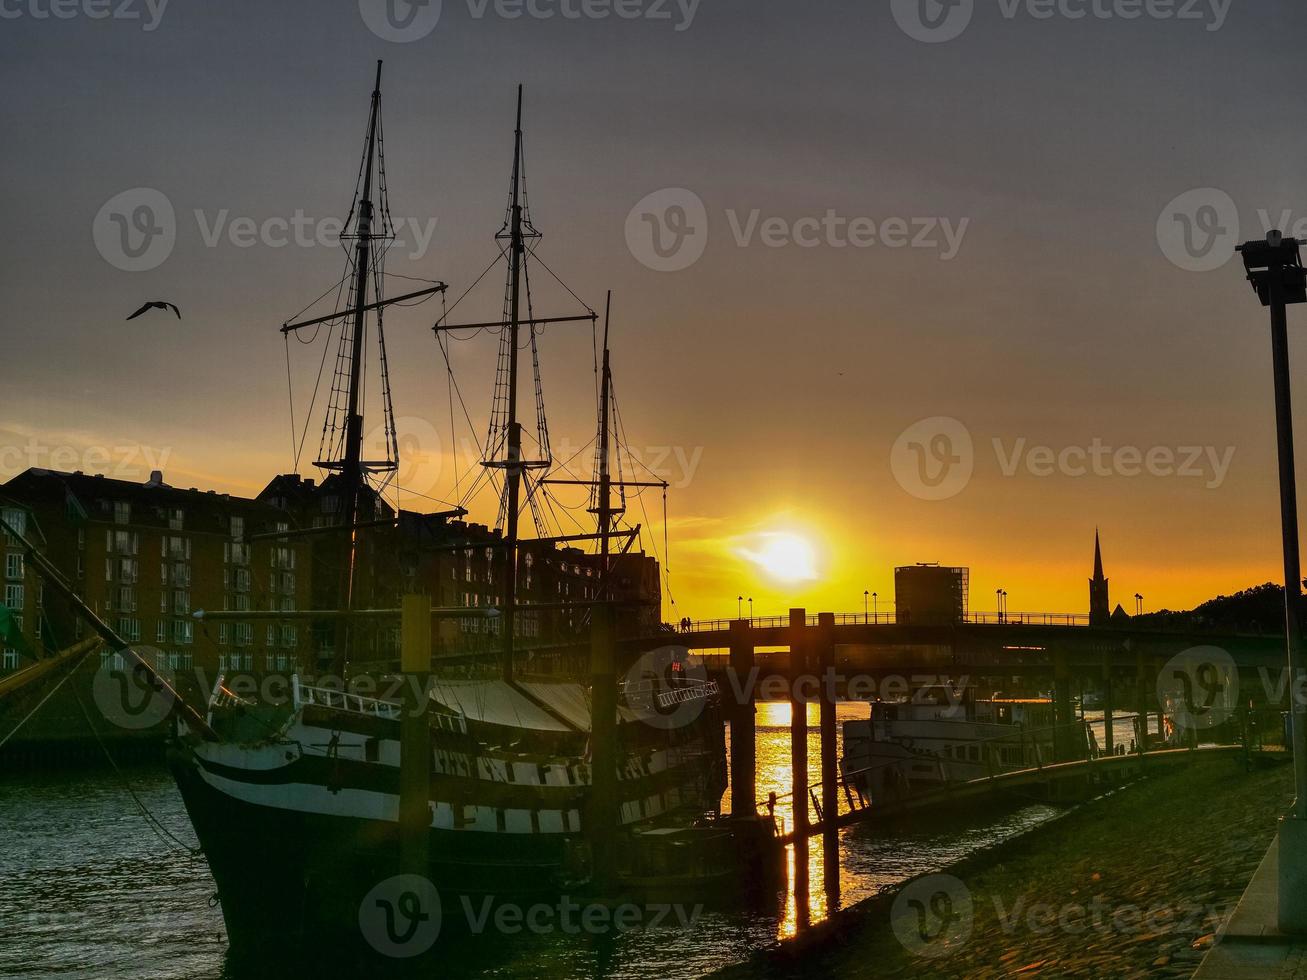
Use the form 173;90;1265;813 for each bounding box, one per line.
0;703;1136;979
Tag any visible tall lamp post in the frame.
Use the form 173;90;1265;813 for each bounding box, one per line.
863;589;869;624
1238;231;1307;932
1134;593;1143;617
737;595;743;620
748;597;753;623
873;591;878;622
996;588;1003;623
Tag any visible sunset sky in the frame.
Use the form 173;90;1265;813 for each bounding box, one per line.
4;0;1307;620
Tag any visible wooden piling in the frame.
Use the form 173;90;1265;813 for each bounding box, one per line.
817;612;839;907
728;618;756;818
1053;647;1072;760
1135;648;1148;752
789;607;810;926
1101;648;1115;757
399;594;431;879
588;602;618;893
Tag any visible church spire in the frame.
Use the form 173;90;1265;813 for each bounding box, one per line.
1089;529;1110;627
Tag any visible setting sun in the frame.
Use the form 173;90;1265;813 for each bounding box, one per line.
739;532;820;583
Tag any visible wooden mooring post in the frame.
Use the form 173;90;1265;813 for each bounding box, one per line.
588;602;619;894
399;594;432;879
817;612;840;907
1102;648;1115;757
789;607;810;927
729;618;756;818
1053;647;1072;760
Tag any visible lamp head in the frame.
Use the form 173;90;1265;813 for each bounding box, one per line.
1237;233;1306;307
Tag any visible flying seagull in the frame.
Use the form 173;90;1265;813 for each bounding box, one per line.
126;301;181;321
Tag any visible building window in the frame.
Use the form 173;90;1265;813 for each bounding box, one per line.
2;509;25;544
219;623;230;645
168;507;184;531
4;584;23;610
155;620;166;643
114;501;131;525
5;553;23;580
110;530;138;556
230;515;244;540
2;649;16;672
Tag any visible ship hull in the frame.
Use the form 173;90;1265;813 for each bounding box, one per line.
168;745;573;951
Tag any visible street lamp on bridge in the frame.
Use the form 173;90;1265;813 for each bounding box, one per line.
863;589;869;624
873;591;878;622
748;597;753;623
1134;593;1143;616
737;595;743;620
1237;230;1307;932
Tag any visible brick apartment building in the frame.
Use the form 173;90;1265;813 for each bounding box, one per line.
2;469;313;676
1;500;48;673
1;468;663;681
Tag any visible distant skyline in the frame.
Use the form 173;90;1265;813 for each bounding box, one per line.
3;1;1307;619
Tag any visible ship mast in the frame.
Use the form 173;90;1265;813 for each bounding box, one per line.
432;87;603;681
281;61;446;672
501;85;526;684
334;60;384;668
596;291;613;588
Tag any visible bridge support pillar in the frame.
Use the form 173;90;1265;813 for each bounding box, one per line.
1101;649;1115;757
789;607;810;930
817;612;839;908
728;619;756;818
1053;648;1073;760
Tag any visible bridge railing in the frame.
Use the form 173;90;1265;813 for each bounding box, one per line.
673;610;1091;633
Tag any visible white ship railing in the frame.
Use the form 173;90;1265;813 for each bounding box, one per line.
291;676;468;733
293;676;402;720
